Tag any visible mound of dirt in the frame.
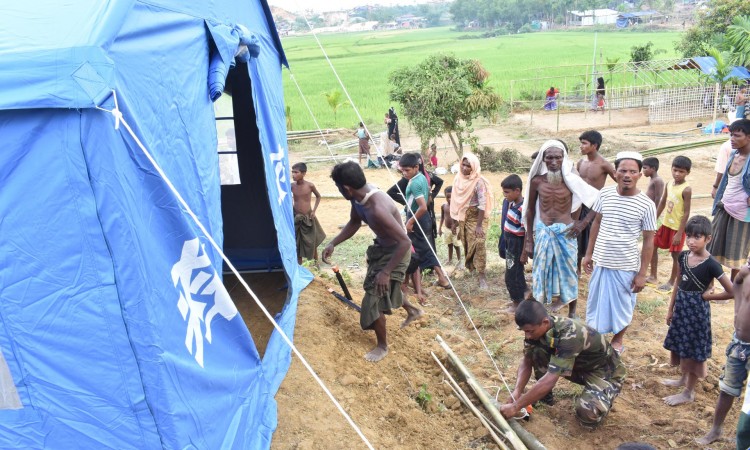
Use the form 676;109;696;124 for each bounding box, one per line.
272;270;740;449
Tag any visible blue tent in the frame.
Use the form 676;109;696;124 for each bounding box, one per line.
0;1;310;448
670;57;750;81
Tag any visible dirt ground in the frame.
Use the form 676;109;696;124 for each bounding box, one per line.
265;110;742;449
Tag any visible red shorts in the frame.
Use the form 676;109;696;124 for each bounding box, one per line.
654;225;685;252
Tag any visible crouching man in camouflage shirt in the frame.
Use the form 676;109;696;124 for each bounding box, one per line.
499;300;626;426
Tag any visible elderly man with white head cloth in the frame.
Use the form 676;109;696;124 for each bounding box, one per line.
582;151;657;354
521;140;599;318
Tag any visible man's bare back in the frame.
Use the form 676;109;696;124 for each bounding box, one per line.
577;154;616;190
735;263;750;342
529;175;573;225
352;188;405;247
291;180;319;216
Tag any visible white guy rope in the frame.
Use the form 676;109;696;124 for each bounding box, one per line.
95;91;375;450
287;70;341;164
294;10;517;401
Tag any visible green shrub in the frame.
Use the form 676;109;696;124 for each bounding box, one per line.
475;146;525;172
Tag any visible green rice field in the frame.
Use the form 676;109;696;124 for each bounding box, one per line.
279;27;683;131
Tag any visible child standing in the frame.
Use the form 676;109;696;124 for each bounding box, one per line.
439;186;462;266
291;163;325;265
654;156;692;290
661;216;733;406
499;174;527;313
429;144;438;168
643;157;666;284
698;254;750;445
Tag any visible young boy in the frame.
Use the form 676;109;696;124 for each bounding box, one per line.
697;256;750;445
439;186;462;266
654;156;692;290
575;130;616;274
498;174;527;313
291;162;325;265
354;122;371;167
643;157;666;284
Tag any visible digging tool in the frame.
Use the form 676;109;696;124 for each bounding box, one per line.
326;287;361;312
332;265;353;300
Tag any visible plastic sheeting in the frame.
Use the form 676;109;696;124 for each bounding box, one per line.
0;1;307;448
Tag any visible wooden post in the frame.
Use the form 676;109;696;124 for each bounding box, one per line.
436;335;529;450
510;80;514;115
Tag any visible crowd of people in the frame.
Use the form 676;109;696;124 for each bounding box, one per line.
290;117;750;447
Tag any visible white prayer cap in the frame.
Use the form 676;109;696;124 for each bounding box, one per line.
615;151;643;162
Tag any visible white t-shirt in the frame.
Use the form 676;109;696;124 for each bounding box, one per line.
592;186;657;272
715;139;732;174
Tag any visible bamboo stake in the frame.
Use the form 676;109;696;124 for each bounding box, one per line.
431;352;510;450
436;335;528;450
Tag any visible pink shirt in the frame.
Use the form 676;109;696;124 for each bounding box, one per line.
723;171;750;221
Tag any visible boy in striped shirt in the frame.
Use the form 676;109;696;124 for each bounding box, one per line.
499;174;527;313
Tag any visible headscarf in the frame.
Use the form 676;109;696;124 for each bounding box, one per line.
450;153;493;221
522;140;599;224
418;156;431;187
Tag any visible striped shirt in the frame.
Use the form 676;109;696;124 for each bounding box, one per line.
503;200;525;236
592;186;657;272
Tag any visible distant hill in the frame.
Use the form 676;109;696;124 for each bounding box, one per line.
270;6;297;23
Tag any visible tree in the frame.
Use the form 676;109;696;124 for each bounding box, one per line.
388;54;501;156
322;89;349;126
726;15;750;66
703;47;744;135
675;0;750;57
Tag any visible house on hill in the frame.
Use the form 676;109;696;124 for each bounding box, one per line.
568;9;619;26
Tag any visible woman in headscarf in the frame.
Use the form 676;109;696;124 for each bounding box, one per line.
450;153;493;290
388;107;400;145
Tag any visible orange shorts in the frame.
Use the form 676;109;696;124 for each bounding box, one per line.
654;225;685;252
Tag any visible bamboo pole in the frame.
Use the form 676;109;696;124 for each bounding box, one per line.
436;335;528;450
431;353;510;450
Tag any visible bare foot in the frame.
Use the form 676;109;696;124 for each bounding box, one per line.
660;377;685;387
663;390;695;406
401;308;424;328
364;345;388;362
645;276;658;284
549;298;566;313
696;428;723;446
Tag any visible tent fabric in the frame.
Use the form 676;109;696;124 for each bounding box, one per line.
670;57;750;81
0;1;307;449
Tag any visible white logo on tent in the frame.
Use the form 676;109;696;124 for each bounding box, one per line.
171;238;238;367
271;143;288;205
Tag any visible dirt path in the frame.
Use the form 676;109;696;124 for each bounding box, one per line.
272;114;739;449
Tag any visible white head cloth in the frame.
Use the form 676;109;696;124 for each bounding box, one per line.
522;140;600;223
615;151;643;162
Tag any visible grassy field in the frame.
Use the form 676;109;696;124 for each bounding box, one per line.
279;27;683;131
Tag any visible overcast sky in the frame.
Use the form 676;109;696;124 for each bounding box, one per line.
268;0;421;13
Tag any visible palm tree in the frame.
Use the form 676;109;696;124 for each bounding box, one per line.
726;16;750;67
704;47;744;136
322;89;349;126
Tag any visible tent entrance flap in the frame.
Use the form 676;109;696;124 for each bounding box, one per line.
221;63;282;271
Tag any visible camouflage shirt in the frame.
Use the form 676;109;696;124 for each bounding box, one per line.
523;316;612;378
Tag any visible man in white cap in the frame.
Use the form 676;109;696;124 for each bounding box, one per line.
522;140;599;318
582;151;657;354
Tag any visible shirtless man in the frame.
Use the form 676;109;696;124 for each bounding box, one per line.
642;157;665;284
523;143;598;318
698;256;750;445
322;162;423;362
573;130;616;274
291;163;325;265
